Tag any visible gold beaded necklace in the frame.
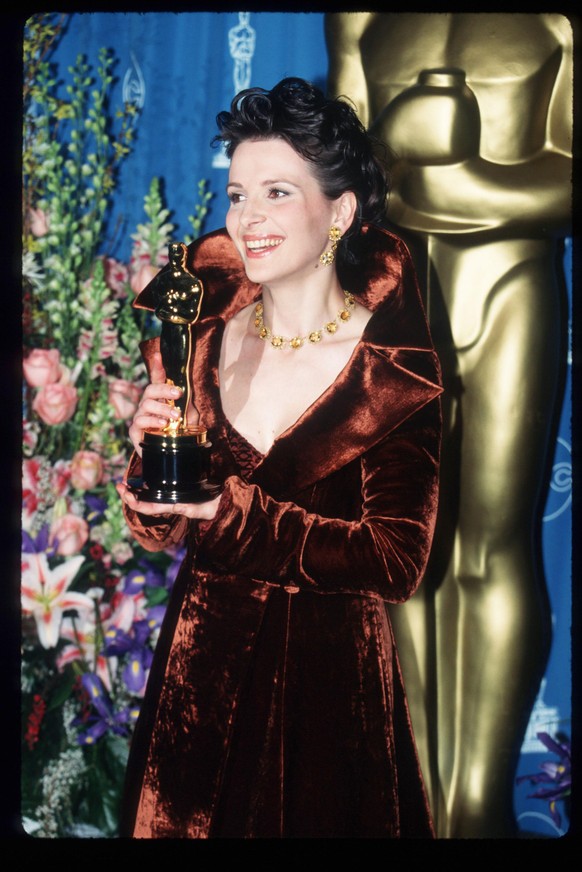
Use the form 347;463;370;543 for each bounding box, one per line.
254;289;356;350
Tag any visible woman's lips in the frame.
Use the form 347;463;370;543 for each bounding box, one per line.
244;237;283;257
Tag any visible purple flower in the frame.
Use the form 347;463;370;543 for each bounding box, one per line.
22;524;56;557
123;568;147;597
84;493;107;524
516;731;571;828
146;605;166;634
74;673;132;744
103;619;154;694
123;563;166;597
104;619;150;654
122;646;153;694
140;560;166;588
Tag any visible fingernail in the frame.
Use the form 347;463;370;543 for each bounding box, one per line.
170;387;182;396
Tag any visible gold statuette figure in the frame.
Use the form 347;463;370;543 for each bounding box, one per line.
129;241;221;503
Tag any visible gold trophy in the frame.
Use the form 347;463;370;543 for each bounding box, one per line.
127;241;221;503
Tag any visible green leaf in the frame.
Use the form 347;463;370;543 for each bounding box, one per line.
46;669;77;712
146;586;169;606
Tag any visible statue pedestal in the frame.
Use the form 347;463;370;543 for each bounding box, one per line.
128;427;222;503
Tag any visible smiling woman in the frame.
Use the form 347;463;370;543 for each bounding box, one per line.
225;139;346;286
219;138;370;454
117;77;443;839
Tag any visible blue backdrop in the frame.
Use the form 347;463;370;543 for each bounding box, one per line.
50;11;329;262
41;11;573;838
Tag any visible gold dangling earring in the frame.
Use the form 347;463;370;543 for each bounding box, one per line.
319;225;342;266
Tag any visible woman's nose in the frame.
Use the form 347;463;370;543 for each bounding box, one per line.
239;196;266;227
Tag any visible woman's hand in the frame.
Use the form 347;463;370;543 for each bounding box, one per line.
128;351;198;455
116;479;222;521
123;349;217;519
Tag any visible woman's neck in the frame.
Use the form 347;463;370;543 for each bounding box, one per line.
259;274;346;338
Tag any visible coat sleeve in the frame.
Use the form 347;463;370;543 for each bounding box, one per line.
196;398;441;603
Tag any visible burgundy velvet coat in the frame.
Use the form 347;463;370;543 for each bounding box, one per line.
120;225;443;839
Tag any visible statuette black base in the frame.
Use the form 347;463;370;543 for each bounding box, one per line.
128;427;221;504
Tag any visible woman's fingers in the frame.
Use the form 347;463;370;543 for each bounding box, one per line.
116;481;220;521
149;351;167;385
126;349;202;454
116;482;174;516
128;382;183;453
139;383;183;418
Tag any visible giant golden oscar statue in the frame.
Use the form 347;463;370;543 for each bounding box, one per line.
326;12;573;837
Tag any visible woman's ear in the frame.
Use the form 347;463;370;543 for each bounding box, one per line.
334;190;358;234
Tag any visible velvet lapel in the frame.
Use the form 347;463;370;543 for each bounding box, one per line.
249;342;442;499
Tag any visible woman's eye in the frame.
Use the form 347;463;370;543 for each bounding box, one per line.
228;191;245;205
268;188;287;199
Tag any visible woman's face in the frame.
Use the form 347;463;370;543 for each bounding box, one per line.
225;138;343;288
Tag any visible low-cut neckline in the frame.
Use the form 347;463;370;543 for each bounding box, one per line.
215;312;372;458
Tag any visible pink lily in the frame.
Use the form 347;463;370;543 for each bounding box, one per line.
56;595;137;689
21;552;93;649
57;604;117;690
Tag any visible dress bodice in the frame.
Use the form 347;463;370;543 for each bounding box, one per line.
224;418;263;481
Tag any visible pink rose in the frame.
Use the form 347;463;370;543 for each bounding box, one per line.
108;378;140;420
23;349;62;387
29;207;49;237
71;451;103;490
50;513;89;556
130;261;159;295
33;382;78;425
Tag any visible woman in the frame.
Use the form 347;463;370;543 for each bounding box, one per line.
117;77;442;838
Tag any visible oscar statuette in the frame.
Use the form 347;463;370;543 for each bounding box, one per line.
127;241;221;503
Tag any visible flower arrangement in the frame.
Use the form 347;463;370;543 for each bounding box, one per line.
516;731;571;831
21;14;212;837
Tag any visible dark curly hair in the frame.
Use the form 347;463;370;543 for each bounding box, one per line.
212;77;390;266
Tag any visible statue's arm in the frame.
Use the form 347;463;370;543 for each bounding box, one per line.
325;12;374;128
388;151;572;237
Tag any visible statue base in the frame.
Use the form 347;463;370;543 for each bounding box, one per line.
127;426;221;504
